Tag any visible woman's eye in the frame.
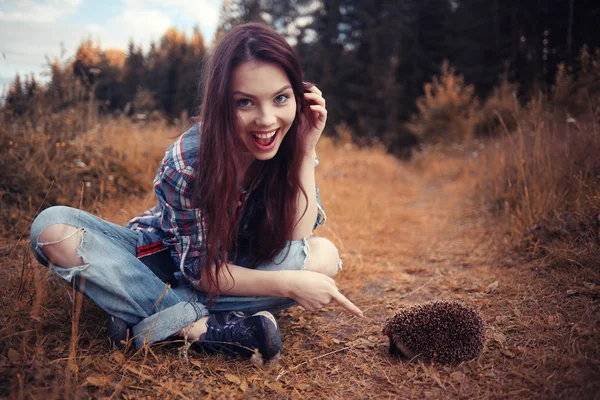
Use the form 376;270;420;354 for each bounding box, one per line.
274;94;289;104
236;99;252;108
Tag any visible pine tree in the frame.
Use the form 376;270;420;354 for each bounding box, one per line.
145;28;187;118
6;74;27;117
174;26;208;119
94;48;126;111
123;41;145;113
24;74;41;124
310;0;453;146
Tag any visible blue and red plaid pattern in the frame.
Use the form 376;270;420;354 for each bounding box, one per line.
127;123;206;285
127;123;326;286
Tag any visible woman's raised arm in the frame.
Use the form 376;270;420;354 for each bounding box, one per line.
292;85;328;239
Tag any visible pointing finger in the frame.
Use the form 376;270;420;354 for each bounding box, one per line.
331;290;363;318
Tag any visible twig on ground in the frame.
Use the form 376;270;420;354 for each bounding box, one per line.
276;345;352;381
398;277;434;299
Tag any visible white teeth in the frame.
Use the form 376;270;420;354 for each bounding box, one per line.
251;130;277;139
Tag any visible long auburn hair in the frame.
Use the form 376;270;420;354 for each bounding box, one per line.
194;23;310;293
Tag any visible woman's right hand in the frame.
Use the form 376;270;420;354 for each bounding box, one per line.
283;270;363;318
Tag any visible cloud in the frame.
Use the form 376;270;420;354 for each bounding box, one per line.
0;0;220;82
118;0;220;45
148;0;220;30
0;0;82;23
94;8;174;50
84;0;220;51
0;19;89;81
79;0;220;50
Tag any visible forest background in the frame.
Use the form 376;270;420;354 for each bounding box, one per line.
4;0;599;151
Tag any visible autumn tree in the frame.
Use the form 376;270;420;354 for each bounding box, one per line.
73;38;103;88
95;48;127;110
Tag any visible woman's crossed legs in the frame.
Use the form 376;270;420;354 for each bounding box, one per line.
30;206;342;354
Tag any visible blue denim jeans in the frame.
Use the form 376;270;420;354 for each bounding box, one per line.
30;206;308;349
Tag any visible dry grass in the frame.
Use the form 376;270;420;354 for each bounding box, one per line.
474;103;600;271
406;61;480;143
0;108;176;238
1;121;599;399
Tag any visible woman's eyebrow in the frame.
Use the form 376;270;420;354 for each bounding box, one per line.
232;85;292;98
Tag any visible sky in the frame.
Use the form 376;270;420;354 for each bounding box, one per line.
0;0;222;91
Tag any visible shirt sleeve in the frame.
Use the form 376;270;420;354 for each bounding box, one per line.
313;155;327;231
154;144;205;286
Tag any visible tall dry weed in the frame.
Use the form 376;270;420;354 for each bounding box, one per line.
406;61;480;143
407;64;522;145
478;99;599;268
476;72;520;136
553;45;600;119
0;106;177;238
407;49;600;269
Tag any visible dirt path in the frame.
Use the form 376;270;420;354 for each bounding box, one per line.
269;145;599;399
2;144;598;399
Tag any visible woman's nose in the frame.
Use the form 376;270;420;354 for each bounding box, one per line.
254;106;277;126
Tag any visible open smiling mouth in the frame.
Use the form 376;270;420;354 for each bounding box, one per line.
251;129;278;150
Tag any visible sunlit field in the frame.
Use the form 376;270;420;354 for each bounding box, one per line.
1;104;598;398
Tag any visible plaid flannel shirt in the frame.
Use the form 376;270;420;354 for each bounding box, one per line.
126;123;326;285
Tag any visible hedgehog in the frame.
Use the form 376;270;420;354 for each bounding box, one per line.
382;301;486;365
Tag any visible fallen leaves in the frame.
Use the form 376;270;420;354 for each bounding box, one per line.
85;375;110;387
449;371;465;380
266;381;285;392
7;348;19;363
487;280;499;293
501;349;516;358
123;364;153;382
3;136;600;400
493;332;507;345
111;351;125;364
294;383;312;391
224;373;241;384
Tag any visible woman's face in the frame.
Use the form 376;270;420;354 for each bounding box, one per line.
231;60;297;162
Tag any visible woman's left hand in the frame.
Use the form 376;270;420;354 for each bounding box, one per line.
303;85;327;154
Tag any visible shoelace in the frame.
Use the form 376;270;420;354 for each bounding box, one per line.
200;321;255;356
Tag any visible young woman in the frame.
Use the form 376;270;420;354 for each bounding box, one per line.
29;23;363;364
